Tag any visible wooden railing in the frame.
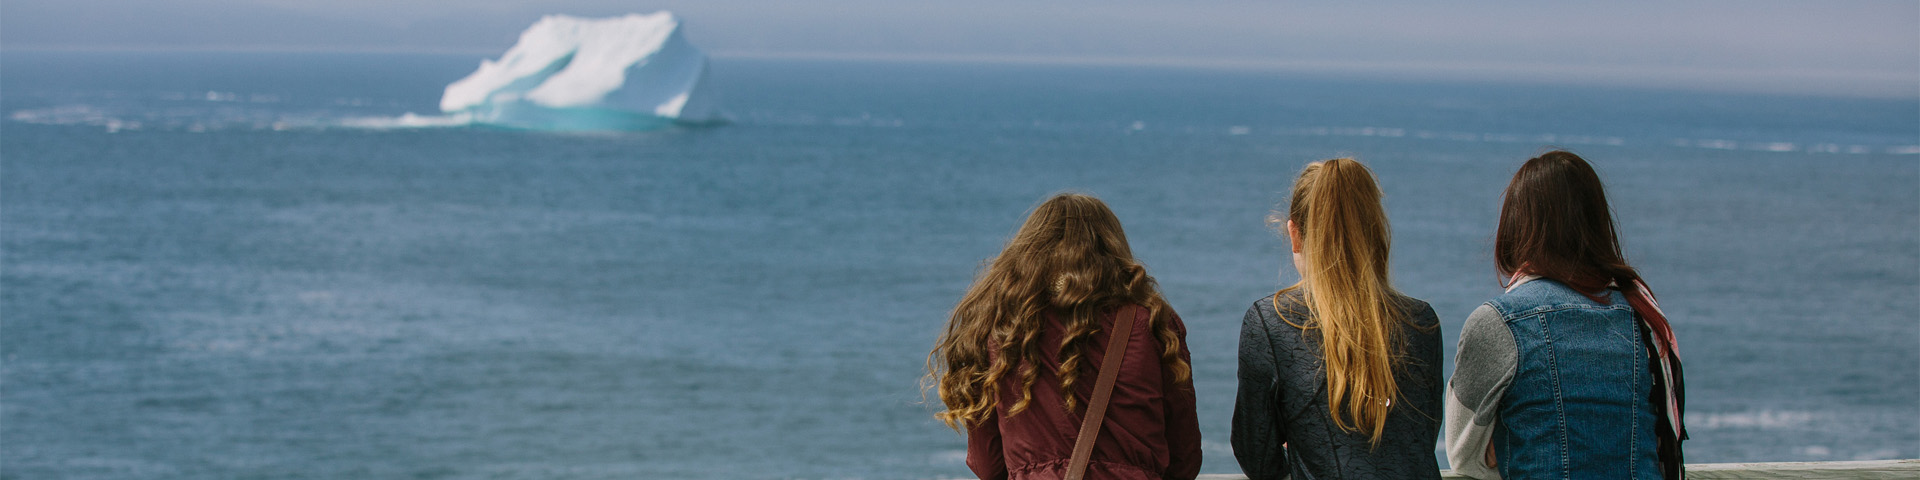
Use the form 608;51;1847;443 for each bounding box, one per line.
1193;459;1920;479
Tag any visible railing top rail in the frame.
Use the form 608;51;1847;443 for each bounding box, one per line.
1194;459;1920;480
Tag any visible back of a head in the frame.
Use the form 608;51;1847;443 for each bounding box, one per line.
1289;159;1392;282
1283;157;1403;444
1007;193;1136;308
1495;150;1637;292
931;192;1189;430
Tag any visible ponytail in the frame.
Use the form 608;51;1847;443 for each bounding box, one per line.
1280;158;1405;445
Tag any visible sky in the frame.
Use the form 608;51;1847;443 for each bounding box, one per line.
3;0;1916;97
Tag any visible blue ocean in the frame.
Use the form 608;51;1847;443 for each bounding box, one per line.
3;51;1916;479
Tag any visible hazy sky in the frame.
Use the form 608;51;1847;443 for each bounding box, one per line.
4;1;1916;97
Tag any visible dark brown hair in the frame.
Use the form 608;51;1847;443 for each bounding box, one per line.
1494;150;1641;294
926;193;1190;430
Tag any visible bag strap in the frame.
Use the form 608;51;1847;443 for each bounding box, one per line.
1064;305;1143;480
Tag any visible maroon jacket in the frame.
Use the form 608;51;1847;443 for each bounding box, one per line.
967;306;1203;480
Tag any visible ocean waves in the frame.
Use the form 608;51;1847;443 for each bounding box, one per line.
10;94;1916;156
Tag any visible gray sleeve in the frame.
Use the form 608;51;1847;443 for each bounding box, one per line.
1445;304;1517;480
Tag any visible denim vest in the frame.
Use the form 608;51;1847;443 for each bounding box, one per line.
1487;279;1660;479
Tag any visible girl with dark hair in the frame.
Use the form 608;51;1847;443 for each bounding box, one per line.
928;193;1202;480
1232;158;1446;479
1445;151;1687;479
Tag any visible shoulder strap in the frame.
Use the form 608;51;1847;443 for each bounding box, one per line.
1064;305;1143;480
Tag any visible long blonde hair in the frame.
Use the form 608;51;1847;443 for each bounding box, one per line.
1277;158;1406;444
927;193;1191;431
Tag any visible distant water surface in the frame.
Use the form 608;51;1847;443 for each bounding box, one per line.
3;51;1916;479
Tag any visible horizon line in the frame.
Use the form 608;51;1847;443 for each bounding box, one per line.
5;45;1915;99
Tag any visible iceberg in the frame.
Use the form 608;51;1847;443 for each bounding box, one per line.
441;12;721;131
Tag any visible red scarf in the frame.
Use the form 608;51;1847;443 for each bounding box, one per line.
1623;279;1685;444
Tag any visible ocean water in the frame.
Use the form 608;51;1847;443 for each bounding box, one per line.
2;51;1916;479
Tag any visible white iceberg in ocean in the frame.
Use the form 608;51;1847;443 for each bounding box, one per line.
441;12;721;131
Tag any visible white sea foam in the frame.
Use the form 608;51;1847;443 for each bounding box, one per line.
1693;139;1741;150
1689;409;1821;429
928;450;968;464
336;112;474;129
9;105;133;131
5;102;481;132
9;101;1911;156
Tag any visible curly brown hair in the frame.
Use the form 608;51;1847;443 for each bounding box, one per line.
927;193;1191;430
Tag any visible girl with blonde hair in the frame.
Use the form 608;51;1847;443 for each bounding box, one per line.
929;193;1202;480
1232;158;1445;479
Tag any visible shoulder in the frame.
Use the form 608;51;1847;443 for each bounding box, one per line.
1272;288;1307;308
1490;277;1575;308
1114;303;1179;338
1461;304;1508;334
1492;278;1630;316
1271;290;1310;319
1452;304;1519;389
1484;282;1538;316
1457;304;1518;356
1244;290;1307;328
1390;295;1444;352
1392;294;1440;326
1154;303;1187;336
